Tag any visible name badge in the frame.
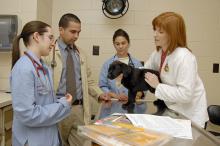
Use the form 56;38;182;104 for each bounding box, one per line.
164;63;169;72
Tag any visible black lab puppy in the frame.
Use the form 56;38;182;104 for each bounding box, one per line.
108;60;166;113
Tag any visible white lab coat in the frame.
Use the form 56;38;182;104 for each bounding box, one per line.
144;47;209;127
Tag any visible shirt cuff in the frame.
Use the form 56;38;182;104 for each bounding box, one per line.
58;97;71;109
155;84;164;100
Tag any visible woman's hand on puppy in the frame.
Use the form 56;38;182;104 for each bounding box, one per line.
145;72;159;88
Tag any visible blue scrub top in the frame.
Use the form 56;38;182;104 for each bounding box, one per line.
10;50;71;146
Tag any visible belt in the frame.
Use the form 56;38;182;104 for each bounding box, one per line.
72;99;83;105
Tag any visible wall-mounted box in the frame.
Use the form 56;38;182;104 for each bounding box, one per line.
0;15;18;52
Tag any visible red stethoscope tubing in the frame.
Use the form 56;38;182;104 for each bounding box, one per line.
24;52;46;77
159;50;167;74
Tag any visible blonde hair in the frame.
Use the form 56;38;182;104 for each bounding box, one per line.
152;12;190;53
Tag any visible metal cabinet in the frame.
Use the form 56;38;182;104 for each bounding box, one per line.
0;93;12;146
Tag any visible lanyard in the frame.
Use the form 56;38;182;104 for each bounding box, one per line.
24;52;46;77
159;50;167;73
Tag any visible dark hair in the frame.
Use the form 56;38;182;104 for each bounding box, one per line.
113;29;130;43
12;21;50;68
59;13;81;28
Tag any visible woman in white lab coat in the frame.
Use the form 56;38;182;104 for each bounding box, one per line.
144;12;209;128
11;21;72;146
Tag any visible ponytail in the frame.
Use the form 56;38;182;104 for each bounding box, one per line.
11;21;50;69
12;34;22;69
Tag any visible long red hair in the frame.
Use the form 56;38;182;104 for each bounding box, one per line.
152;12;190;53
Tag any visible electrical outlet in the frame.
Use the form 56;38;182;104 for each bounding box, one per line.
213;63;219;73
93;45;99;56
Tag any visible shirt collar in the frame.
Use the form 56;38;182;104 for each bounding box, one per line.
26;50;43;66
57;37;67;51
114;53;131;60
57;37;78;51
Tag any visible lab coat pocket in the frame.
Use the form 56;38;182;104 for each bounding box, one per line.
35;78;50;96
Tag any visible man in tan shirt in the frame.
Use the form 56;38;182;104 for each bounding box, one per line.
44;13;110;146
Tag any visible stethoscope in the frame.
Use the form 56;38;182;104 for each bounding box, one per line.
24;52;51;95
24;52;46;77
113;53;135;67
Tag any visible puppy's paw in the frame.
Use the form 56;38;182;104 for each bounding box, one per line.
135;91;144;104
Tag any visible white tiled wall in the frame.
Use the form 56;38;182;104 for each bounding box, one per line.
52;0;220;105
37;0;53;25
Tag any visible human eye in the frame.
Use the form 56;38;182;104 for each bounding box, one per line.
49;35;54;40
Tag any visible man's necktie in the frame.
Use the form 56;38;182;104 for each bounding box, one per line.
66;46;76;100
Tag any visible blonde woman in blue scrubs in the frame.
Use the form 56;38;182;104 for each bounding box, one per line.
11;21;72;146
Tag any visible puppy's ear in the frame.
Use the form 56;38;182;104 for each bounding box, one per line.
121;64;132;78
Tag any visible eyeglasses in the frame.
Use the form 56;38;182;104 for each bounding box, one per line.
44;34;54;42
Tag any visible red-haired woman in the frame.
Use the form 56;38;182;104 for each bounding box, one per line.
144;12;208;128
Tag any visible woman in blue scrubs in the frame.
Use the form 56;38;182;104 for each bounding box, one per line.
10;21;72;146
99;29;146;118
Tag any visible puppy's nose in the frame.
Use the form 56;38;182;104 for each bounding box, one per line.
107;73;114;80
